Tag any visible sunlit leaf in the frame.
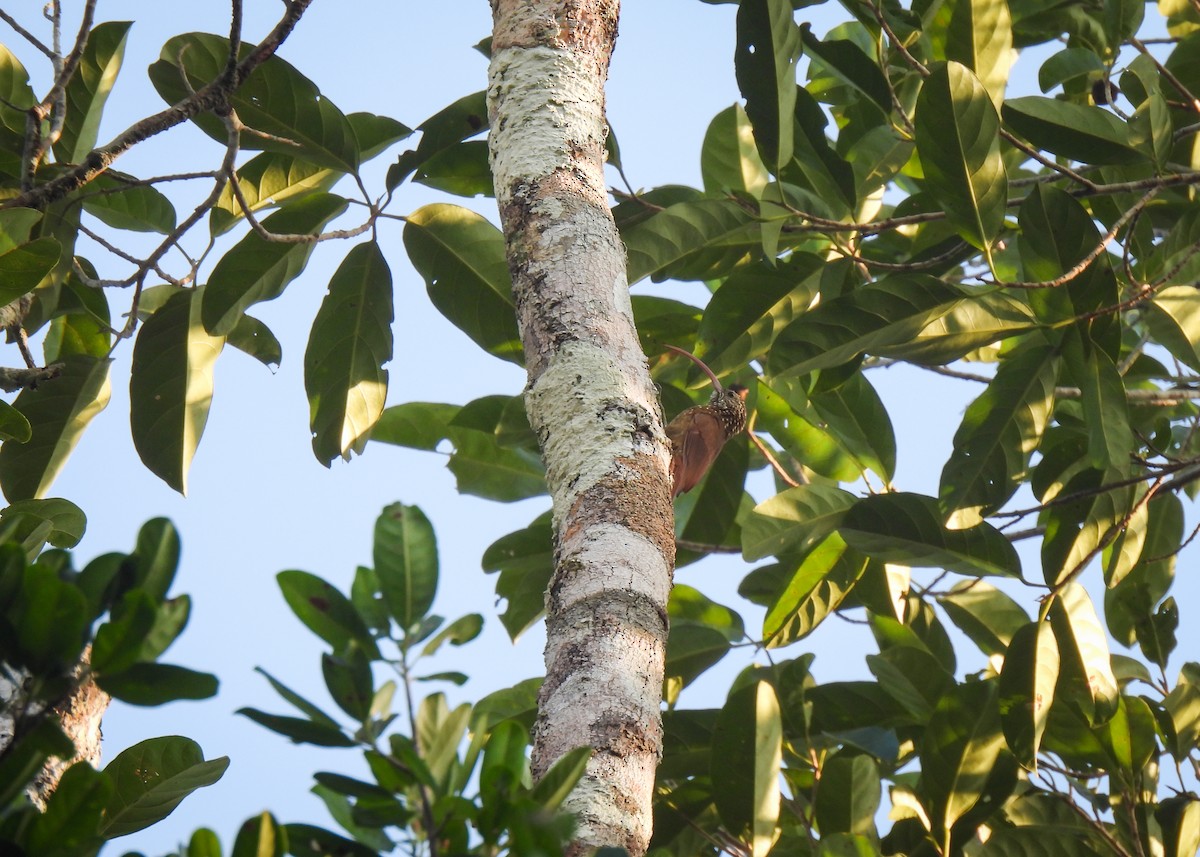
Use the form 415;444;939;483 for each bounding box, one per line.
914;62;1007;253
735;0;801;171
742;484;857;561
130;288;224;495
305;241;392;465
939;342;1059;527
701;103;770;196
768;275;964;378
202;193;348;335
841;492;1021;577
711;680;782;855
149;33;359;171
1002;96;1148;165
54;21;132;164
998;620;1058;768
0;355;111;501
403;203;522;364
920;680;1005;834
374;503;438;633
623;199;759;284
1049;582;1119;725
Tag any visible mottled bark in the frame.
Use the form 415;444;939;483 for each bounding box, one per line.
486;1;673;854
0;648;109;808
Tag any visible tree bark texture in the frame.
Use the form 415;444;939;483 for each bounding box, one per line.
487;2;674;854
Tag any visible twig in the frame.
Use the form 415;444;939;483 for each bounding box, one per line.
4;0;316;211
748;426;802;488
0;364;63;391
0;10;54;57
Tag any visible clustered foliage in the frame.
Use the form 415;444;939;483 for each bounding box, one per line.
2;0;1200;855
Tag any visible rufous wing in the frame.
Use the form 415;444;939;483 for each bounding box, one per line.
666;408;726;497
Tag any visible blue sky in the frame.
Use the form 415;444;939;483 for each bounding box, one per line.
4;2;1191;854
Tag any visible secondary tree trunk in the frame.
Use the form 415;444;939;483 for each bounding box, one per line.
486;2;674;854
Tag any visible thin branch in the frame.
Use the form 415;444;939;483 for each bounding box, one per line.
0;364;63;392
4;0;315;211
1130;36;1200;114
977;187;1158;290
0;10;54;58
747;422;802;489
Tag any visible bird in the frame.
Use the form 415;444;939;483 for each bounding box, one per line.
661;345;749;497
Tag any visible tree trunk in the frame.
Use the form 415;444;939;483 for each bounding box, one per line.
486;2;674;854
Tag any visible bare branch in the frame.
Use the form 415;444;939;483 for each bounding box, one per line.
4;0;315;211
0;10;54;58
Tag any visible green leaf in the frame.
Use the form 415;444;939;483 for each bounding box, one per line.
665;624;733;701
202;193;348;335
9;564;88;669
54;21;131;163
0;400;30;443
1050;582;1119;725
0;237;62;306
763;533;870;647
445;425;546;502
1159;795;1200;857
304;242;393;465
814;751;881;837
387;91;488;190
946;0;1014;104
799;23;892;113
210;152;341;236
998;620;1059;768
322;650;373;721
710;680;782;854
768;275;964;378
840;492;1022;577
226;314;282;369
402;203;522;364
283;824;377;857
44;275;113;361
413;140;493;197
921;680;1005;836
530;745;592;811
810;372;896;482
0;498;86;549
1163;664;1200;760
741;484;857;561
421;613;484;657
254;666;341;727
149;33;359;171
129;517;181;602
100;738;227;837
0;46;35;177
0;208;41;252
481;512;553;641
0;355;111;501
1002;96;1148;165
91;590;158;674
936;580;1029;657
96;663;218;705
347;112;412;160
623;198;759;285
1038;47;1106;93
939;342;1059;527
701;103;770;196
1143;285;1200;372
82;171;177;234
1078;347;1133;473
914;62;1007;253
276;569;377;655
237;708;355;747
374;503;438;633
231;812;284;857
370;401;460;450
130;288;224;495
735;0;801;170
